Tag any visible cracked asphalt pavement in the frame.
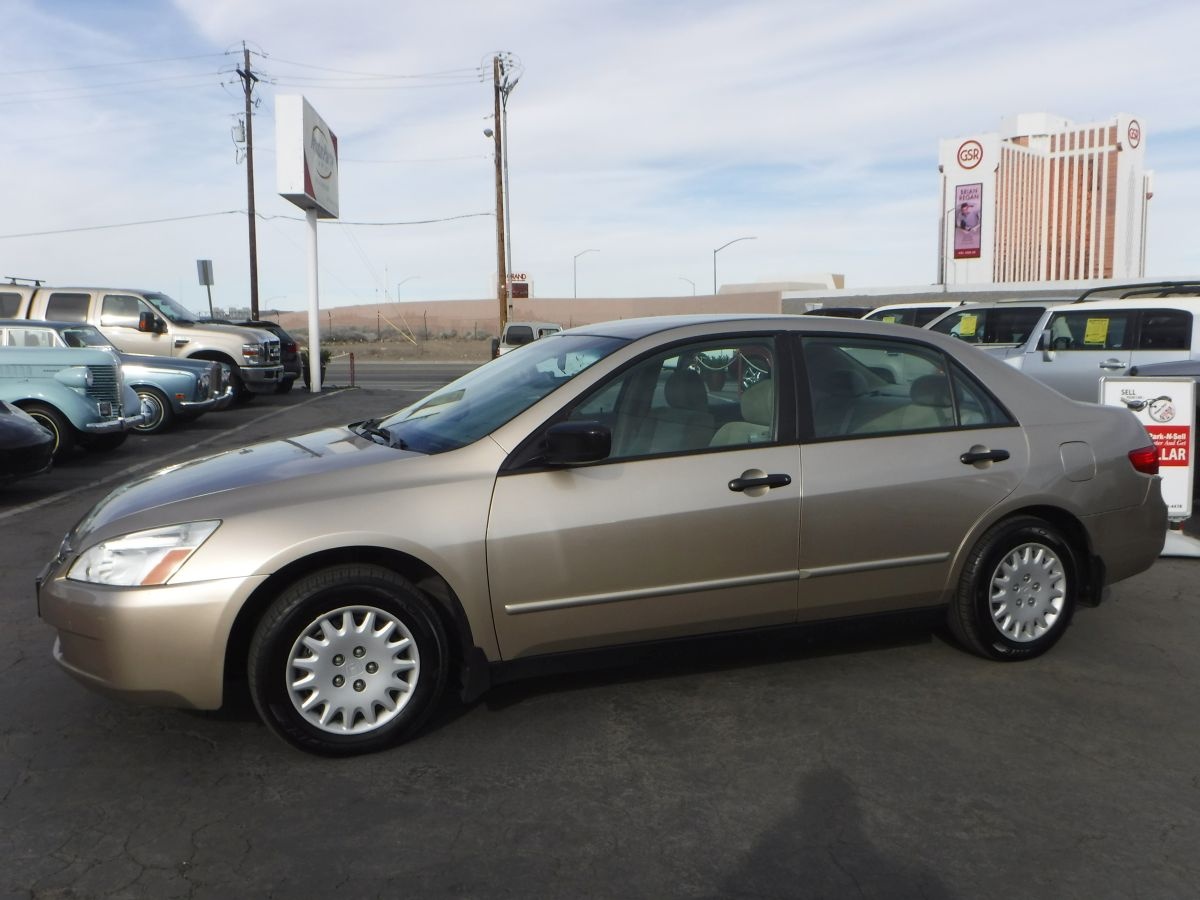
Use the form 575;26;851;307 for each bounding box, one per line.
2;386;1198;899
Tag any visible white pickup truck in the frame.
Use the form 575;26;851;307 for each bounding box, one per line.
2;282;284;401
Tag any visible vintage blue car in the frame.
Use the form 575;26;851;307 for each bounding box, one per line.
0;345;145;459
0;320;233;434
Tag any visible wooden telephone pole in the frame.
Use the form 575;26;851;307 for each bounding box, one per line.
491;55;509;332
237;43;261;319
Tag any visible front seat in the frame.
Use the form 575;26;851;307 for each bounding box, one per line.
648;368;715;452
710;379;775;446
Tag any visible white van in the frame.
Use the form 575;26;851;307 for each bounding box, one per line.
493;321;562;358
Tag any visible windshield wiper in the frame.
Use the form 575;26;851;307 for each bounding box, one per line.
352;418;408;449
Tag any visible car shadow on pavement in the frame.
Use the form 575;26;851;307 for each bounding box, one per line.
477;610;945;712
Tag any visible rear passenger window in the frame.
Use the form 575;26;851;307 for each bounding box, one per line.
803;337;1012;439
1138;310;1191;350
0;292;21;317
44;292;91;323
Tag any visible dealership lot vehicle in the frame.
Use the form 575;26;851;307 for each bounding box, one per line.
0;399;55;483
862;301;955;327
0;319;231;434
0;345;145;459
926;297;1074;348
492;320;562;357
958;282;1200;409
38;315;1167;756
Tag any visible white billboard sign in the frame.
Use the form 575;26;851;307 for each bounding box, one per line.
275;95;340;219
1101;377;1195;520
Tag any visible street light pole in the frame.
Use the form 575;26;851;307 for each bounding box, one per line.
713;236;756;295
574;248;599;299
678;276;696;295
396;276;419;300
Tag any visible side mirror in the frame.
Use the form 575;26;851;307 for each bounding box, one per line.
544;421;611;465
1038;330;1056;362
138;311;164;334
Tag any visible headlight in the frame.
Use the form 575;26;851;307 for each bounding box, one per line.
67;520;221;586
242;343;265;365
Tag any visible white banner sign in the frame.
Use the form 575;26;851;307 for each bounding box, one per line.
275;95;340;219
1102;377;1195;519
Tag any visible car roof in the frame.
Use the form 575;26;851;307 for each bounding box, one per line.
0;318;96;329
867;301;956;311
1058;296;1200;313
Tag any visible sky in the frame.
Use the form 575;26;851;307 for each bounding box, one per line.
2;0;1198;313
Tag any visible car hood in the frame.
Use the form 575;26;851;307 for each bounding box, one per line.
75;426;419;538
189;322;277;345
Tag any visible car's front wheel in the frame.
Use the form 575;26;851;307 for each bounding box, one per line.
948;516;1078;660
248;565;449;756
132;386;175;434
21;402;75;460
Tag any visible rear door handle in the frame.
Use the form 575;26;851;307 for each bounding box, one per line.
728;473;792;492
1098;359;1127;370
960;449;1010;465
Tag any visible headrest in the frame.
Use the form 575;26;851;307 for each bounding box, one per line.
815;368;868;398
910;374;952;408
664;367;707;411
741;379;774;425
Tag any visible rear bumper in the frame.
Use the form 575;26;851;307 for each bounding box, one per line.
1082;484;1168;586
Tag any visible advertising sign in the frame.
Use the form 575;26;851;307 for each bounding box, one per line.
275;95;340;219
1101;377;1195;519
953;182;982;260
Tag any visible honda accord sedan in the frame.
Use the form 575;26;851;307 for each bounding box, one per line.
37;315;1167;755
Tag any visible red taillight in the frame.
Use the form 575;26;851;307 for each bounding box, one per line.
284;341;297;352
1128;445;1159;475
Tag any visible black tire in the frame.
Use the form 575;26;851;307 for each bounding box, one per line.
248;564;449;756
21;402;75;460
274;377;295;395
948;516;1078;661
231;369;255;404
80;432;127;453
132;386;175;434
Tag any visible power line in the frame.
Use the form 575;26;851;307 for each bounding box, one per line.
0;210;493;240
264;57;481;79
0;52;226;77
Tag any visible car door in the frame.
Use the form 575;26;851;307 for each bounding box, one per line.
797;334;1029;619
98;293;168;356
486;334;801;660
1022;308;1135;401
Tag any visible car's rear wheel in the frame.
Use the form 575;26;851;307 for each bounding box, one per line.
132;386;175;434
948;516;1078;660
21;402;74;460
248;564;448;756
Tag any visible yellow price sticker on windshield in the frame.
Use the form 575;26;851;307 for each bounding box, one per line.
958;314;979;337
1083;318;1109;345
882;315;899;324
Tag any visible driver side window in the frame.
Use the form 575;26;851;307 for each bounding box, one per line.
567;338;778;461
101;294;146;327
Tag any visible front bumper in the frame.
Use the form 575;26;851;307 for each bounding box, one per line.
38;563;267;709
239;365;285;393
83;411;148;433
177;384;235;413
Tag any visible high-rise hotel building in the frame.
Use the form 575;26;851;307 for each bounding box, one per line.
937;113;1153;285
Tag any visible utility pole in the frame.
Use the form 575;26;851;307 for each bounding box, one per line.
237;43;261;319
491;55;509;331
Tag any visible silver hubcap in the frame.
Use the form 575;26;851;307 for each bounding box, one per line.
286;605;420;735
136;393;164;430
988;542;1066;642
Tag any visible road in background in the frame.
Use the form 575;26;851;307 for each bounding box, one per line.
324;359;478;392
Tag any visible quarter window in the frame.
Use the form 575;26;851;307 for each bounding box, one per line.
0;292;21;317
1137;310;1191;351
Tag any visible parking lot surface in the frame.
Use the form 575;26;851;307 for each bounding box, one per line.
1;386;1198;899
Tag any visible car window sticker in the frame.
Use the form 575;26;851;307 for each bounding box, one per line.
958;314;979;337
1084;318;1110;346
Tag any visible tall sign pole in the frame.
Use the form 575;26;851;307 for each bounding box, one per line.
492;56;509;332
237;43;261;319
276;95;340;394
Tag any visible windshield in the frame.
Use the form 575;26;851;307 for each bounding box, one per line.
60;325;114;349
376;333;626;453
144;292;198;325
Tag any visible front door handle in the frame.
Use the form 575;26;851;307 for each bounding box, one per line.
729;473;792;492
960;448;1010;465
1098;359;1127;370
